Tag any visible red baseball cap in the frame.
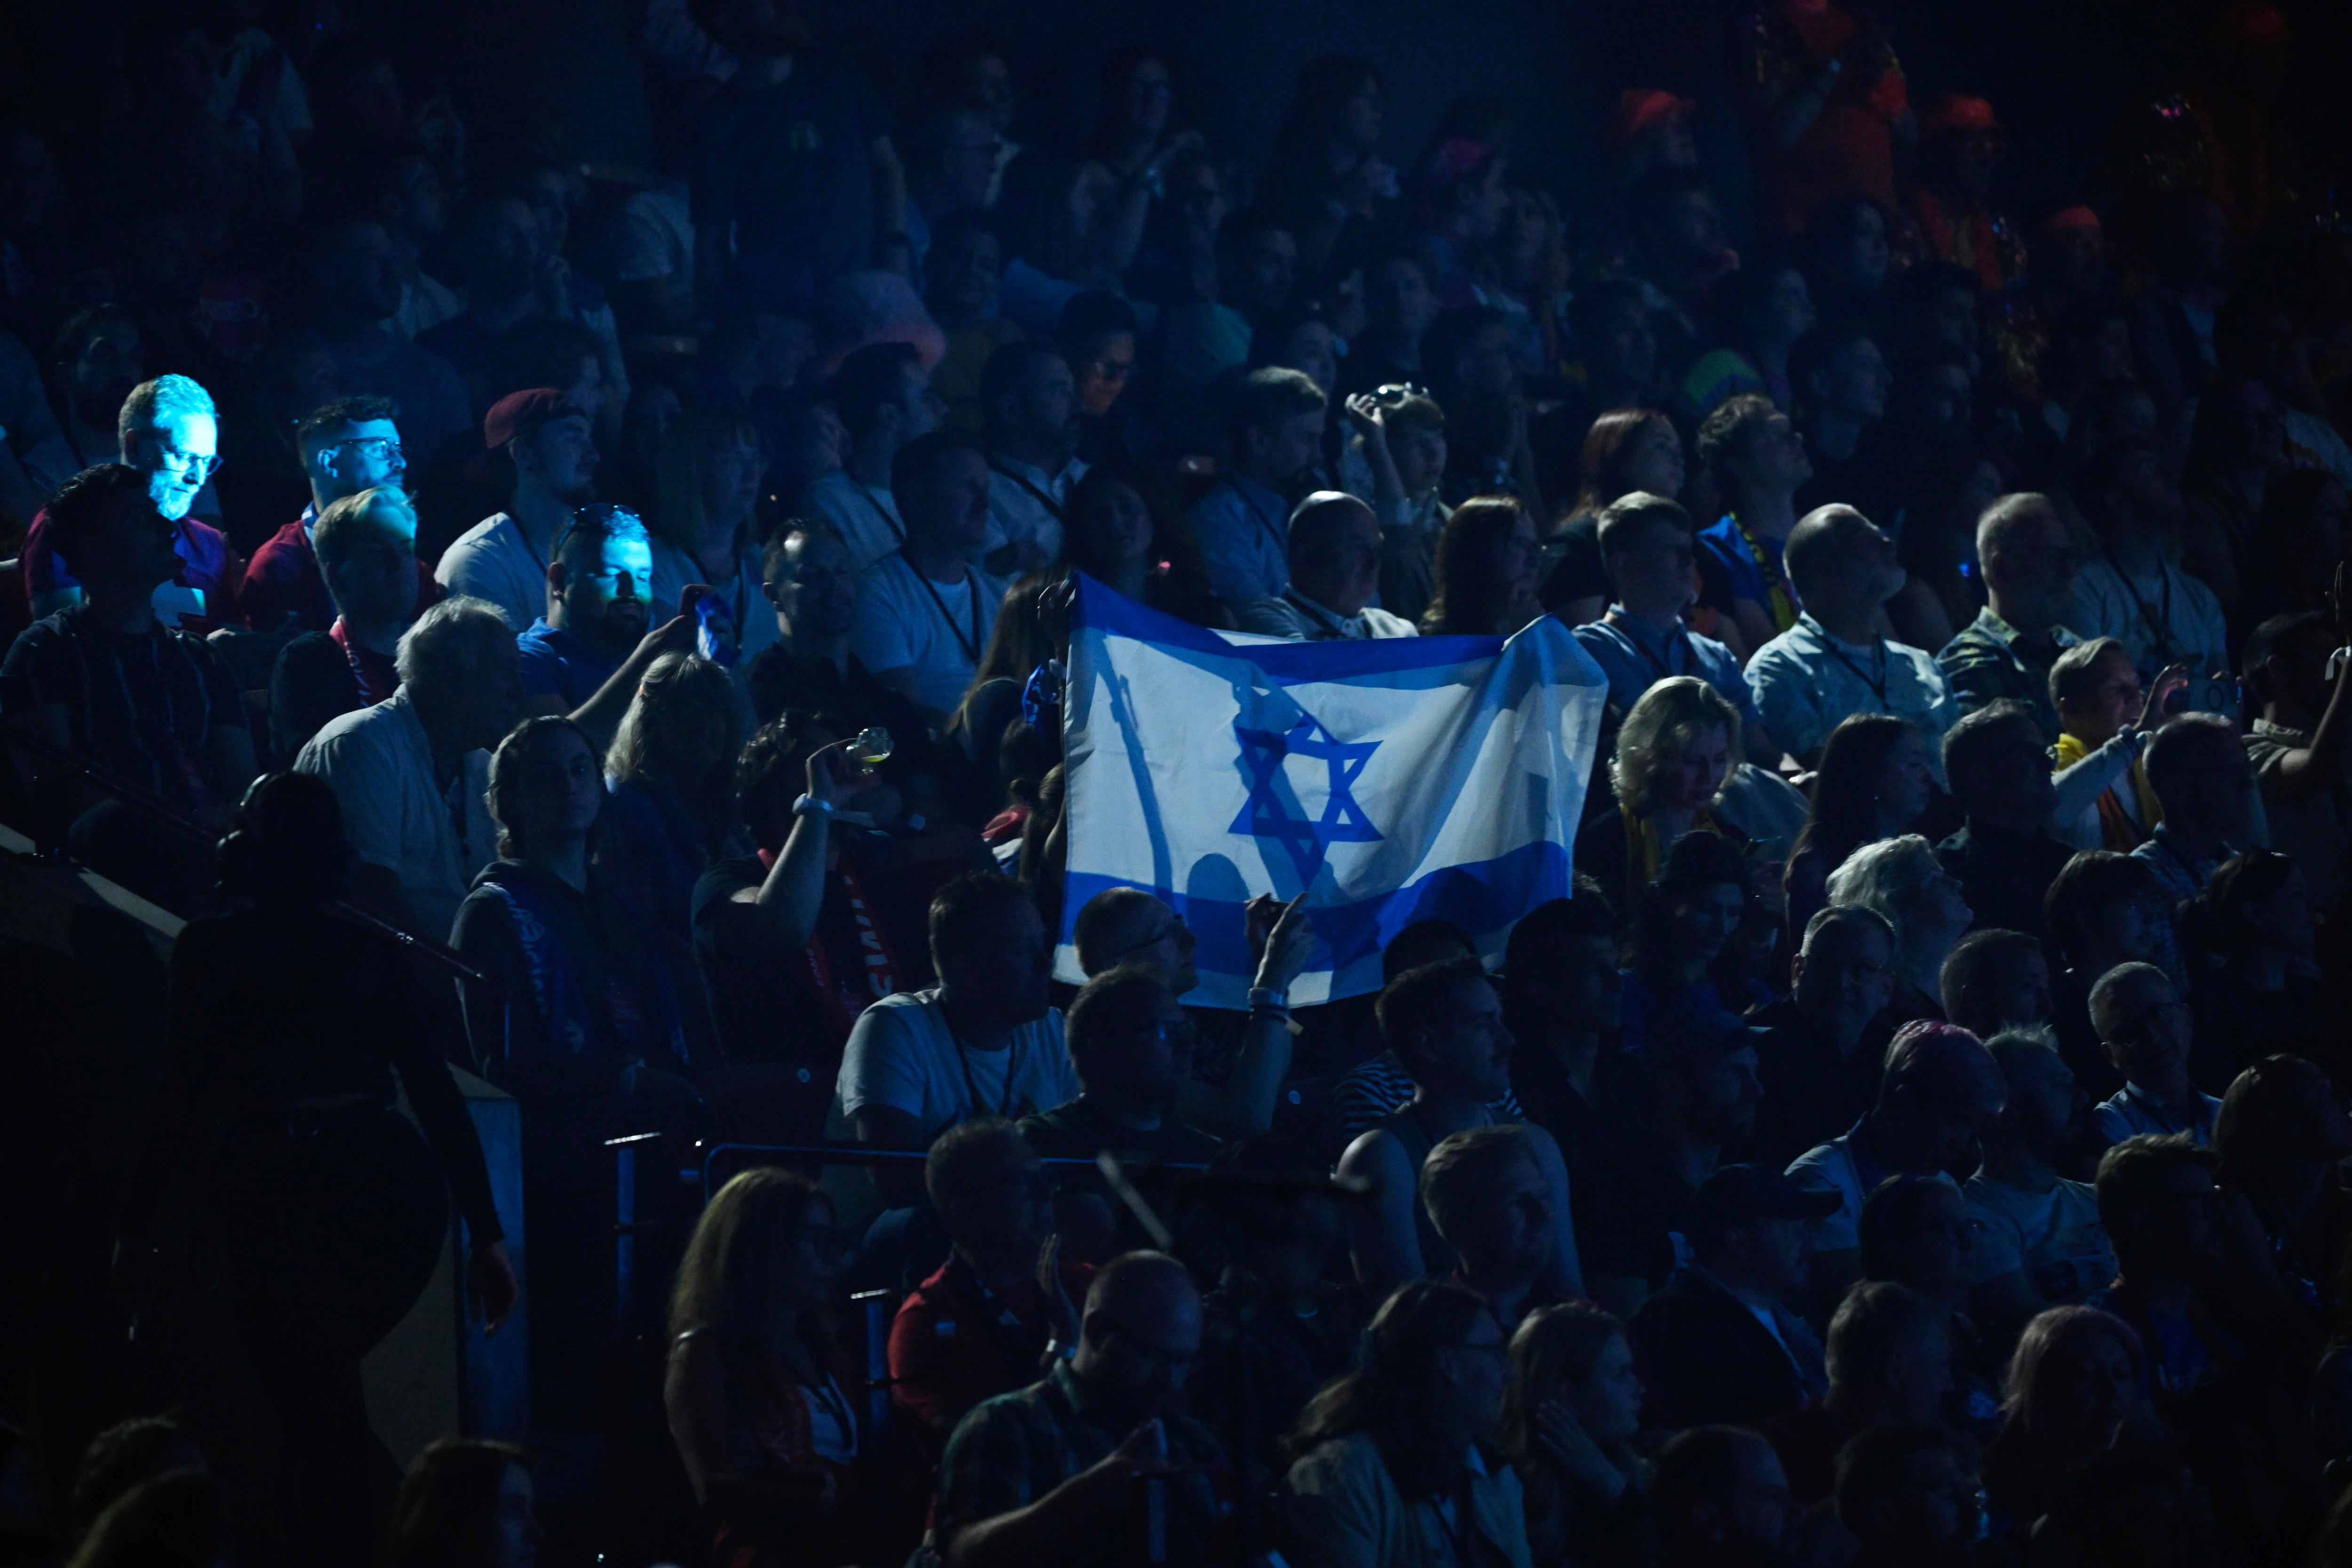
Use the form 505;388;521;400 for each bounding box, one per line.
483;387;588;450
1611;88;1696;147
1923;93;2002;135
2042;205;2101;234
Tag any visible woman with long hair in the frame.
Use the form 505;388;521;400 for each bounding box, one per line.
1980;1306;2152;1536
1501;1303;1653;1568
1784;713;1935;942
118;772;516;1565
649;402;780;670
667;1166;870;1568
1542;408;1687;626
1284;1281;1533;1568
1578;675;1743;915
1258;55;1394;287
1060;464;1229;627
1622;828;1757;1055
1421;493;1541;636
604;650;745;946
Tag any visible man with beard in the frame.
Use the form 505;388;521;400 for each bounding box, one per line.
1420;1123;1561;1330
1965;1026;2114;1326
1335;955;1583;1302
980;342;1085;573
243;395;419;634
435;389;598;636
744;519;921;734
519;503;697;750
1744;503;1959;778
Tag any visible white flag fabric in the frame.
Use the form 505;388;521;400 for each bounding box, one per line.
1057;574;1609;1007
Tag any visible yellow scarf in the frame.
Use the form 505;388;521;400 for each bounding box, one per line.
2055;732;2161;844
1627;810;1718;903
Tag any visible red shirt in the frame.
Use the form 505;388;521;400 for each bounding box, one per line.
242;509;441;635
19;505;242;634
885;1253;1096;1449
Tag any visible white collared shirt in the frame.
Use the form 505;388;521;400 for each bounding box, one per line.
985;450;1087;565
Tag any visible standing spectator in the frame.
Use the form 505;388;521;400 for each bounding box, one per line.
980;342;1085;572
1284;1281;1533;1568
1501;1303;1653;1568
1935;701;2071;938
1740;0;1912;235
295;596;517;937
1695;395;1813;655
1825;835;1974;1025
241;395;412;635
1258;56;1395;289
2089;964;2221;1146
2240;608;2352;920
935;1253;1228;1568
304;217;471;461
435;390;599;637
1238;492;1414;641
1938;493;2083;742
1651;1427;1796;1568
1744;505;1958;775
1625;1165;1832;1429
1788;1020;2003;1297
1189;368;1329;612
851;430;1004;726
21;375;239;630
1966;1029;2117;1325
2133;714;2256;905
1748;905;1899;1170
2067;443;2229;684
689;0;904;317
804;342;943;572
1420;494;1542;638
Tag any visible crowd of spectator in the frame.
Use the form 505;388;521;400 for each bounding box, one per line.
2;0;2352;1565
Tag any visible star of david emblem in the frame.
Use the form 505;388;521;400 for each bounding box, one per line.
1231;712;1382;886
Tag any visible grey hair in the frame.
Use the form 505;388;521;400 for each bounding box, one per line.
1825;834;1942;975
394;595;515;690
1611;676;1742;817
2088;961;2170;1042
117;374;218;448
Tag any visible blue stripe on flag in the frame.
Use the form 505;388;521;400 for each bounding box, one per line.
1073;572;1506;683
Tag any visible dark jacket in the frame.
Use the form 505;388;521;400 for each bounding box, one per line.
1625;1266;1825;1430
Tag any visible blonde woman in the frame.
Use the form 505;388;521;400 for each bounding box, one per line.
1576;675;1744;914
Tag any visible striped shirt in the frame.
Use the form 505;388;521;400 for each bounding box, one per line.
1331;1050;1525;1138
1;604;244;812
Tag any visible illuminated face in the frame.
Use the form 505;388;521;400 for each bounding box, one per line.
557;531;653;651
127;410;219;522
312;418;407;504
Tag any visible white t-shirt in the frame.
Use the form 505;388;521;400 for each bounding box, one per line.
802;470;907;573
850;554;1005;717
985;453;1086;564
834;988;1077;1137
436;512;548;637
1963;1172;2116;1303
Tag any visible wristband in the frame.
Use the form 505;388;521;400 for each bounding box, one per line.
793;793;836;819
1247;986;1290;1013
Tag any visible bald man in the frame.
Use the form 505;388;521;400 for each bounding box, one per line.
1938;492;2083;742
1065;886;1314;1141
936;1252;1229;1568
1237;492;1417;640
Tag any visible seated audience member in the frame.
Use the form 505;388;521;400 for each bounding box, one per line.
1938;928;2052;1040
1060;466;1229;629
851;430;1005;726
1237;490;1415;640
1422;1124;1563;1329
804;343;941;572
2;465;254;906
666;1168;875;1568
1418;494;1543;637
68;1416;208;1547
2049;637;2177;852
2089;963;2220;1146
1751;905;1899;1169
1500;892;1645;1181
1782;714;1936;943
295;595;517;936
1788;320;1895;521
1965;1027;2114;1321
1619;829;1765;1055
693;716;923;1136
1326;920;1522;1133
2239;610;2352;920
1760;1281;1956;1507
602;651;743;954
935;1252;1227;1568
1335;956;1580;1299
1788;1021;2004;1301
1650;1426;1795;1568
1577;677;1743;918
1501;1303;1652;1568
2183;853;2327;1079
747;523;932;739
118;771;514;1562
888;1119;1090;1448
1743;504;1959;775
1936;493;2082;740
1693;395;1811;655
388;1441;541;1568
1824;835;1974;1025
518;504;690;749
1189;366;1328;611
2045;851;2177;1099
1542;408;1687;628
1625;1164;1832;1430
243;395;413;634
1833;1425;1980;1568
311;485;437;710
980;340;1085;571
1979;1305;2150;1539
1352;388;1450;628
838;873;1073;1186
72;1470;230;1568
1284;1281;1534;1568
22;374;239;630
2211;1054;2352;1316
435;390;598;637
1572;493;1774;764
1935;701;2072;938
1576;1012;1765;1317
2133;713;2256;906
2067;443;2228;685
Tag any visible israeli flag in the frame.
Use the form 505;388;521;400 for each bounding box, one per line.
1057;574;1610;1007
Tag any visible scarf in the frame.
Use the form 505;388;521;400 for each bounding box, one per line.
2055;732;2161;850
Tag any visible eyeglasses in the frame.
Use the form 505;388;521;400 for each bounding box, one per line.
1374;382;1430;403
322;435;405;465
150;448;221;480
